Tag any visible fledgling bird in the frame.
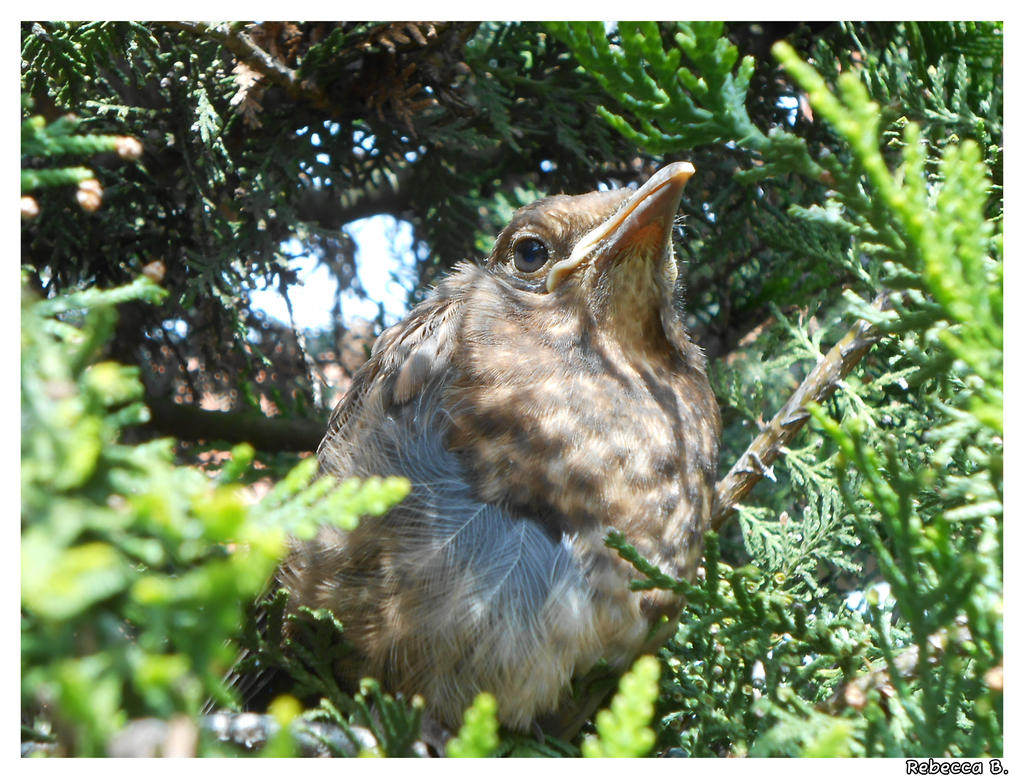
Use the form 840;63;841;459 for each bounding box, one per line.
280;162;721;736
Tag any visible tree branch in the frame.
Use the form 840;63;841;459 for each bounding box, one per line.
145;395;323;453
162;22;330;110
710;298;888;531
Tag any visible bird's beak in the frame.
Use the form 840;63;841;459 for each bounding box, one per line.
546;162;695;293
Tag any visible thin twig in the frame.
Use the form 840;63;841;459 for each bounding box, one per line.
162;22;330;110
710;296;889;531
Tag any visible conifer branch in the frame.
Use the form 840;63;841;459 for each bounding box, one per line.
145;395;323;453
710;297;888;531
163;22;330;110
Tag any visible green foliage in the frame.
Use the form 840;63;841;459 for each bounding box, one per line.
254;695;304;757
447;693;500;758
549;22;764;152
779;79;1005;743
610;532;866;756
822;22;1002;176
21;110;137;185
21;278;266;754
282;675;425;757
22;22;158;106
443;657;664;758
312;679;425;757
581;655;660;757
20;278;410;755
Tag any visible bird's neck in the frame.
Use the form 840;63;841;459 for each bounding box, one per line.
584;250;701;369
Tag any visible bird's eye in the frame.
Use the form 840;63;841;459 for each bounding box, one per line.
512;237;550;273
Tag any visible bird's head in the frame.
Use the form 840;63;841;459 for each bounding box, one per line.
484;162;696;351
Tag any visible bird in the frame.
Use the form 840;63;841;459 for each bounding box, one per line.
277;161;721;738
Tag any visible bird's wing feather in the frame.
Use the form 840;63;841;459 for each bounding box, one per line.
318;264;475;455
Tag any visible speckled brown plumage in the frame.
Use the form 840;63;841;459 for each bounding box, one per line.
280;162;721;735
